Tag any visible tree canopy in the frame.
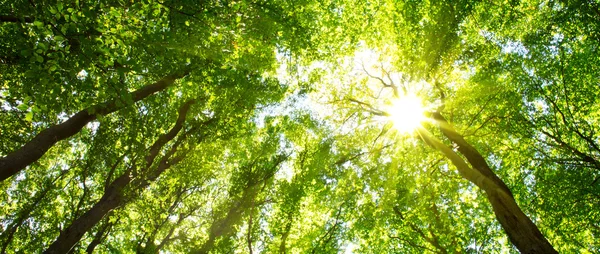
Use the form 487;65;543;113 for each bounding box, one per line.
1;0;599;253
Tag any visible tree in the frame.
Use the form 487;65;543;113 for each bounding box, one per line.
2;0;599;253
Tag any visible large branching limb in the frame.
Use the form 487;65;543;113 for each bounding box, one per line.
418;123;505;193
417;127;557;253
429;112;514;197
0;71;190;182
45;169;133;254
145;100;196;168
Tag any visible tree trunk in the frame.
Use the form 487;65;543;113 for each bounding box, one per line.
44;172;131;254
44;101;193;253
418;126;557;254
0;72;187;182
431;112;514;197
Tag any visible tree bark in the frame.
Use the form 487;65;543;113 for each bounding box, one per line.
431;112;514;197
0;15;34;23
0;71;187;182
418;126;557;254
44;101;193;254
44;172;131;254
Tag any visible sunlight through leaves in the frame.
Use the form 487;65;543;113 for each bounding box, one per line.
388;94;426;133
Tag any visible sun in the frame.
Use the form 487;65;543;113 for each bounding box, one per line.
388;94;426;133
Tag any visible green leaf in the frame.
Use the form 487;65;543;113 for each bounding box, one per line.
38;42;48;51
35;54;44;63
24;112;33;122
17;103;28;111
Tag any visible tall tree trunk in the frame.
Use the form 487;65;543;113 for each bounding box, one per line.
44;101;193;254
418;124;557;254
0;71;188;182
44;172;131;254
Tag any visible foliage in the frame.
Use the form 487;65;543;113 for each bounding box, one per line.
1;0;599;253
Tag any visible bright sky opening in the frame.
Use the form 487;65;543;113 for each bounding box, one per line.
388;94;426;133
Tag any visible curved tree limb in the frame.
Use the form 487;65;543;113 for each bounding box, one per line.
0;70;189;182
417;127;557;254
